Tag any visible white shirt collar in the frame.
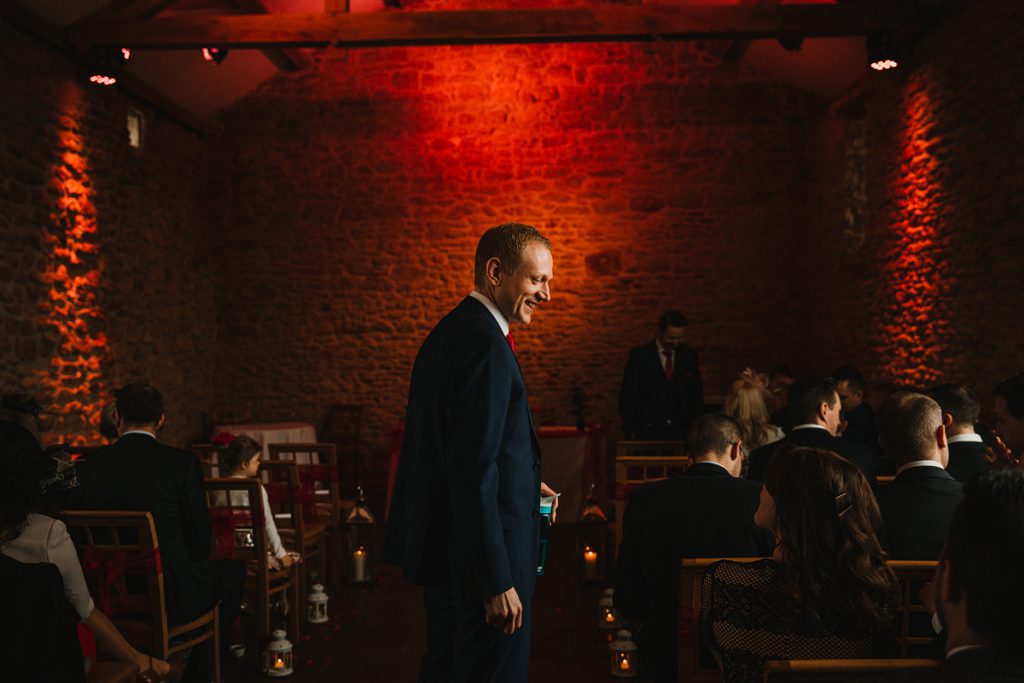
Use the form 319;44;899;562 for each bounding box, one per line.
896;459;946;475
469;291;509;337
120;430;156;439
791;423;828;432
948;433;983;444
691;459;729;472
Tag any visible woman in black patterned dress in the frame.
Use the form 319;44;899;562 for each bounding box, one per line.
700;447;900;683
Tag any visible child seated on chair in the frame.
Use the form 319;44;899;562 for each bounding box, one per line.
219;436;301;570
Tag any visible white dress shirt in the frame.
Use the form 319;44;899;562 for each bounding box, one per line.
947;433;983;444
469;291;509;336
896;460;946;475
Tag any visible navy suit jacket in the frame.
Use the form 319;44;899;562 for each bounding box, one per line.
747;426;878;486
877;464;964;560
71;434;216;625
614;462;772;683
383;297;542;602
618;340;704;439
946;439;989;482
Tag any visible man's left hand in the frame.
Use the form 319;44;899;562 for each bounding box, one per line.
540;481;558;523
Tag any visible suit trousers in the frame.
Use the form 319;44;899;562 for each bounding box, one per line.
419;584;533;683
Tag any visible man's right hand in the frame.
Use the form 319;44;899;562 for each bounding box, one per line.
484;586;523;635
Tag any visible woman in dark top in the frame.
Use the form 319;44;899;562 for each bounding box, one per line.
701;447;900;683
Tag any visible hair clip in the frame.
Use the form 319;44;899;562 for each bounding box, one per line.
834;491;852;518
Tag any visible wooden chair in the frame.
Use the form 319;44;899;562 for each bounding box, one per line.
877;475;896;486
613;440;688;549
888;560;939;657
204;477;302;646
762;658;939;681
260;460;327;595
679;557;766;683
191;444;222;478
62;510;221;683
268;442;349;585
323;403;363;492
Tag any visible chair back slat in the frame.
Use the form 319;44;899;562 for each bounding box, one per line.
267;443;341;521
203;478;269;564
888;560;939;657
762;658;940;681
62;510;170;656
259;461;314;544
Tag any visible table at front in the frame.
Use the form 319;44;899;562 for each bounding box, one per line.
215;422;318;461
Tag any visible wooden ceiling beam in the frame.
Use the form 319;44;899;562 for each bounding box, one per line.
68;4;935;51
230;0;309;71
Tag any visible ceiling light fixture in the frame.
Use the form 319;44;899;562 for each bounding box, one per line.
202;47;229;65
88;47;131;86
866;33;899;71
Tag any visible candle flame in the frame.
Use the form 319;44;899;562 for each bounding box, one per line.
620;656;630;671
584;549;598;561
605;611;615;622
355;547;366;557
274;659;284;669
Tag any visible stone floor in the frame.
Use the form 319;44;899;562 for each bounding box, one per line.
222;524;620;682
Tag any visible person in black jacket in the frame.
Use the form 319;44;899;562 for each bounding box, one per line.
618;310;704;440
869;471;1024;682
747;377;877;485
926;383;990;483
73;384;244;673
875;392;964;560
833;365;880;455
614;414;773;683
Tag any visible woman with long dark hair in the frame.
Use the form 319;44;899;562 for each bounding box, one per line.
700;447;899;682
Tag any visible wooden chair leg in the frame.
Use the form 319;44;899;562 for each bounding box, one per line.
213;605;221;683
290;570;302;642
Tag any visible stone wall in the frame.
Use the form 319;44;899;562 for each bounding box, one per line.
799;0;1024;400
206;40;818;478
0;20;215;446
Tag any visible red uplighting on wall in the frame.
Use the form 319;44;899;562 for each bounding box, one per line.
879;75;949;386
37;86;108;444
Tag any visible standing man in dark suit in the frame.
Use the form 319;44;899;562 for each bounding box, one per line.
833;365;879;454
747;376;877;484
869;471;1024;682
614;414;773;683
926;383;990;483
383;223;558;683
992;372;1024;464
73;384;244;674
618;310;704;440
875;392;964;559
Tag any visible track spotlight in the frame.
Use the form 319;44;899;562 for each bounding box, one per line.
88;47;130;86
202;47;229;65
866;33;898;71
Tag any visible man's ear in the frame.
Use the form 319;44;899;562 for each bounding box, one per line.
818;401;829;421
936;423;948;450
157;414;166;431
942;412;954;429
485;257;502;286
730;441;743;461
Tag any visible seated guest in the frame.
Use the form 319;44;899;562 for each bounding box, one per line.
992;372;1024;464
832;366;879;453
925;383;989;482
98;400;119;443
701;448;899;683
747;376;877;485
0;416;176;681
875;392;964;560
723;374;784;454
615;414;773;683
218;435;300;570
871;470;1024;681
72;383;245;676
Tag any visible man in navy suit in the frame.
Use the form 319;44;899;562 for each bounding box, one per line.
747;376;877;485
875;392;964;560
383;223;558;683
926;383;990;483
618;310;704;440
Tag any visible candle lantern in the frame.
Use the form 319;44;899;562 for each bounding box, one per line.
609;628;638;678
598;587;621;630
343;485;376;583
576;485;609;581
263;629;294;677
306;583;329;624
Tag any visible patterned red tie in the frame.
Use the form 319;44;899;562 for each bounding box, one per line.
663;349;673;380
506;332;516;355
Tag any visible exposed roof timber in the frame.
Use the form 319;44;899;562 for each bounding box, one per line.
69;0;180;30
69;4;936;51
1;1;206;134
230;0;309;71
722;0;778;61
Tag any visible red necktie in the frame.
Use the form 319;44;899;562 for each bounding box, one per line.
663;349;673;380
506;332;516;355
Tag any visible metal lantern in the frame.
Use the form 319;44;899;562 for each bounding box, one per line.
576;484;609;581
263;629;293;677
598;587;621;630
306;583;329;624
610;628;638;678
343;485;376;583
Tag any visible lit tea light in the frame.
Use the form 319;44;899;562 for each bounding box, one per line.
584;546;598;579
351;546;368;582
